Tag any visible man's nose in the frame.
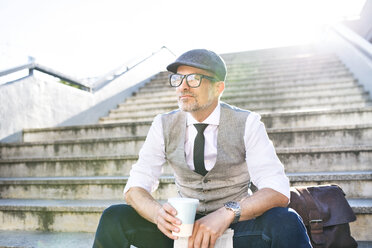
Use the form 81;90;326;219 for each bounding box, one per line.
178;76;190;91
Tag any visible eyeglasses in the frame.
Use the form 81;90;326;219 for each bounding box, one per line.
169;73;218;88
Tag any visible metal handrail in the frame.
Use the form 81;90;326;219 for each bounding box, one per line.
0;62;35;77
35;63;91;91
0;46;176;93
0;58;92;91
92;46;175;92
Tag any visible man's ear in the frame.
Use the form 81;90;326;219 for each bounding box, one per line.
216;81;225;95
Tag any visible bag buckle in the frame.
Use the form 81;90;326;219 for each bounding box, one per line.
310;219;323;224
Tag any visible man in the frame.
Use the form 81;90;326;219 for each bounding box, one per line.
93;49;311;248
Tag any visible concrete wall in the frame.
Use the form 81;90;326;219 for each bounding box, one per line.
0;49;175;142
343;0;372;43
324;24;372;98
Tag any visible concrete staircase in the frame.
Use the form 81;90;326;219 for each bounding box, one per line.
1;45;372;247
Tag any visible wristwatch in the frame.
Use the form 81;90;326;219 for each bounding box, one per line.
223;201;241;224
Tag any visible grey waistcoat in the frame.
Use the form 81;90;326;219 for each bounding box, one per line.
161;102;251;214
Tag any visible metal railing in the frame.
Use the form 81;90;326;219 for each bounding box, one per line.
0;46;176;93
92;46;175;92
0;58;91;91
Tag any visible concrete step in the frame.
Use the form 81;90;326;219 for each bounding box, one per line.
21;121;372;148
224;52;339;62
227;69;352;82
227;71;353;83
147;73;355;86
270;124;372;148
149;56;348;73
287;171;372;198
226;63;347;75
223;53;340;65
143;74;356;91
278;145;372;173
226;59;345;69
0;137;146;159
150;66;351;86
118;92;370;111
99;106;372;125
100;107;372;127
224;55;343;69
261;107;372;128
0;230;95;248
0;171;370;200
153;58;342;79
128;83;365;106
1;138;371;178
131;79;359;100
235;94;370;111
22;122;152;142
127;82;364;104
120;90;369;110
222;77;357;88
0;176;175;200
348;198;372;242
98;115;154;124
1;144;371;178
0;155;139;177
0;198;370;242
0;199;121;232
102;101;370;123
222;83;365;100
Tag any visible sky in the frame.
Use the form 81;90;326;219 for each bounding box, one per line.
0;0;367;79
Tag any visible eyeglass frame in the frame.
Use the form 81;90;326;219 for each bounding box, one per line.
169;73;219;88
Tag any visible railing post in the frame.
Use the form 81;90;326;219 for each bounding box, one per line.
28;56;35;76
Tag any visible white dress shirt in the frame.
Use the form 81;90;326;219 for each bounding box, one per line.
124;103;290;199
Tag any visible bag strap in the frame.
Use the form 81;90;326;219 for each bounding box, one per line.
297;187;326;248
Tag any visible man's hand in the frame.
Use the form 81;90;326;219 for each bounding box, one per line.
125;187;183;240
188;207;234;248
155;202;182;240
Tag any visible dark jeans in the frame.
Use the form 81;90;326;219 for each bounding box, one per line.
93;204;312;248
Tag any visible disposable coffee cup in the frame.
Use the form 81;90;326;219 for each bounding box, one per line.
168;197;199;237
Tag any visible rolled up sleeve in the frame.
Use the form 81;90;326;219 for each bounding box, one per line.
244;112;290;199
123;114;166;195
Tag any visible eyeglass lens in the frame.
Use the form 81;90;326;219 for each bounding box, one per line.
170;74;202;87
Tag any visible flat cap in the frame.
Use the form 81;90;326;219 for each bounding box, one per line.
167;49;227;81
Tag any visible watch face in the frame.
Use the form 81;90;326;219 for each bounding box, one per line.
226;201;240;209
224;201;241;224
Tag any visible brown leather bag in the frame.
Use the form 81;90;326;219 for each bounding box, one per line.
288;184;358;248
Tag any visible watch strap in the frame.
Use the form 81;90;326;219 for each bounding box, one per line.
224;201;241;224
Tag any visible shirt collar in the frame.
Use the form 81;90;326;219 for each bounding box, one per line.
186;102;220;126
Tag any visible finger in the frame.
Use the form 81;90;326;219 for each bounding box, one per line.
193;229;205;248
188;222;199;248
161;204;182;225
191;220;200;236
201;232;211;248
159;206;182;225
163;202;177;215
209;235;217;248
157;223;179;240
157;214;180;234
188;234;194;248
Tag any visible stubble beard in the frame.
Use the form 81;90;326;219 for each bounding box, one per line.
178;99;200;112
177;92;215;113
